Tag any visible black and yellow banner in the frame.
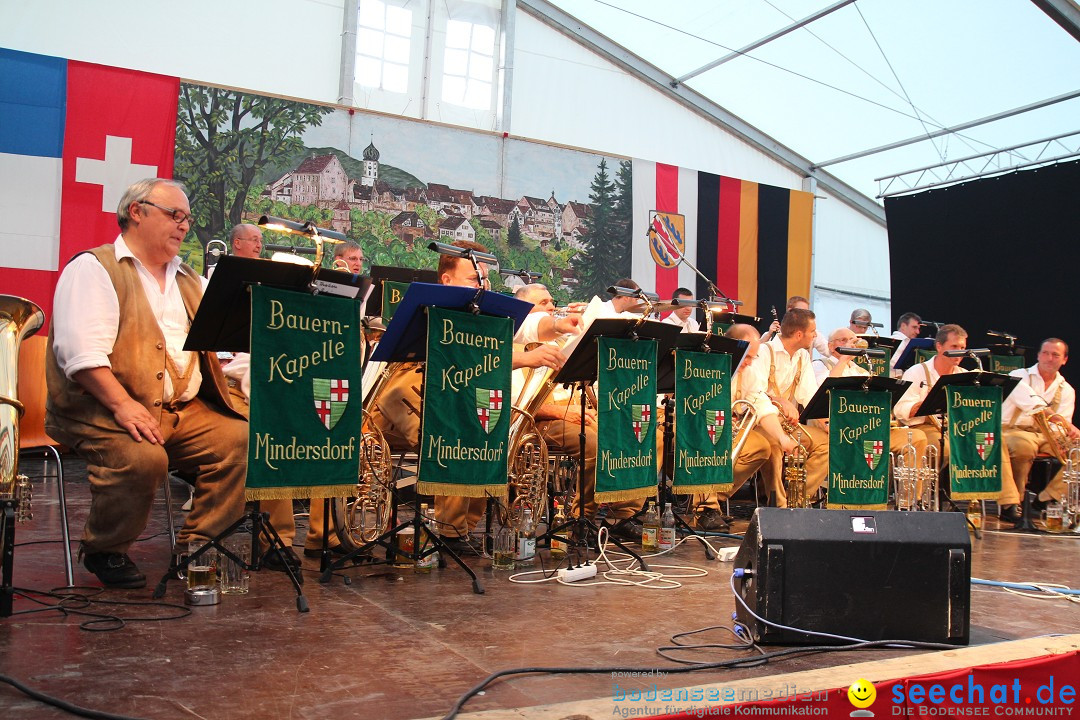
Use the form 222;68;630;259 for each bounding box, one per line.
248;285;364;500
672;350;733;494
596;337;658;503
419;307;512;497
947;385;1003;499
826;390;891;509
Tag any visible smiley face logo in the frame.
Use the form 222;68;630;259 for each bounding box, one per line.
848;678;876;709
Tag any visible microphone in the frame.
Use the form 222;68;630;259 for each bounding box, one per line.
837;347;886;358
943;348;991;357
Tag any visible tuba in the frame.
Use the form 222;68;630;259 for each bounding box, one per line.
0;296;45;523
330;323;397;551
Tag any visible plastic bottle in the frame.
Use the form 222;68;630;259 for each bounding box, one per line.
641;501;660;552
965;500;983;533
659;503;676;550
549;502;567;559
516;509;536;566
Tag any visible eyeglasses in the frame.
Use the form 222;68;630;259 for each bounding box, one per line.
139;200;194;226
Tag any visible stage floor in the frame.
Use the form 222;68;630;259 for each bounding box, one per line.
2;461;1078;720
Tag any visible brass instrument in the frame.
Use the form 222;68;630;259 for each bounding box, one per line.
332;257;350;272
1032;409;1073;464
203;239;228;276
730;398;758;464
893;431;919;511
0;296;45;522
1064;447;1080;530
772;399;810;508
332;409;395;549
919;444;940;511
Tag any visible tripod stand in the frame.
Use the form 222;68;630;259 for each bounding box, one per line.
152;502;309;612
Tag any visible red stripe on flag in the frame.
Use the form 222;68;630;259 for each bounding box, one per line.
654;163;680;300
716;176;741;301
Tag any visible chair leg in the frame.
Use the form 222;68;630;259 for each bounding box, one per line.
163;476;177;548
48;446;73;587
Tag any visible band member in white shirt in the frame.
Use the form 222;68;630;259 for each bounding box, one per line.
661;287;699;333
889;312;921;374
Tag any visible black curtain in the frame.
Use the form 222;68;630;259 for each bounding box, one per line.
886;159;1080;391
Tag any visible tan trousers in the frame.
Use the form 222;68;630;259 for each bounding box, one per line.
693;427;773;511
48;398;247;555
538;417;645;523
261;498;332;552
760;423;829;507
1004;428;1065;502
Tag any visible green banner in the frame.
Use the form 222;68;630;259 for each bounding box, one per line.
248;285;364;500
854;348;892;377
990;355;1025;373
418;306;512;497
596;337;658;503
381;280;410;321
710;320;732;335
947;385;1003;499
915;347;936;365
673;350;733;494
826;390;891;509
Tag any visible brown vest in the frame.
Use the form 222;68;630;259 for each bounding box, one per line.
45;244;241;431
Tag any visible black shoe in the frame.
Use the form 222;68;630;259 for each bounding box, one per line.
694;507;730;532
998;504;1023;524
1029;496;1048;513
606;517;644;541
83;552;147;589
303;545;350;558
440;535;481;557
261;546;302;572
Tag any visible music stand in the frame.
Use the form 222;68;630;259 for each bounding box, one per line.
800;376;910;423
367;265;439;319
918;371;1021;534
320;283;531;594
892;338;936;372
545;318;681;572
656;334;749;550
160;262;324;611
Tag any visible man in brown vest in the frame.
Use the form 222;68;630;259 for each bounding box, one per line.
46;178;248;588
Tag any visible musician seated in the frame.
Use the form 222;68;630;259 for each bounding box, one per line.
332;240;364;274
45;178;247;589
750;308;829;507
601;278;646;316
812;327;928;464
512;283;650;541
893;323;1023;522
889;312;921;374
230;223;263;259
1001;338;1080;510
692;324;798;532
762;296;829;358
368;241;564;554
661;287;699;333
849;308;874;335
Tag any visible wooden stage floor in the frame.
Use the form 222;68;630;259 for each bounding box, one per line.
2;461;1078;720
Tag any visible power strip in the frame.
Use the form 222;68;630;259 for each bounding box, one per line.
558;564;598;582
717;547;739;562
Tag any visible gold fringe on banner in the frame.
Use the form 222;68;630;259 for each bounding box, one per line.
673;483;735;495
245;484;355;502
595;486;655;504
951;491;1000;501
417;482;507;498
828;502;888;510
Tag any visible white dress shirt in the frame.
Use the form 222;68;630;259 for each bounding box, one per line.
890;330;911;371
893;359;965;425
751;337;818;408
1002;364;1076;429
662;312;700;333
51;235;203;403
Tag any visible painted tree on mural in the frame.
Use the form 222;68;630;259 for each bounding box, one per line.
174;85;334;254
573;158;633;298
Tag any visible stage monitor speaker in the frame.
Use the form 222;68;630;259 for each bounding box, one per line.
733;508;970;646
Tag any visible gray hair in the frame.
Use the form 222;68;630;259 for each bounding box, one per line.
514;283;550;304
229;223;261;243
116;178;188;230
850;308;872;323
333;240;362;258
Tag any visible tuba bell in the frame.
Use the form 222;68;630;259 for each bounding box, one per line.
0;296;45;523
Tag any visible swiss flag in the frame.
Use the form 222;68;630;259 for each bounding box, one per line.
0;49;178;333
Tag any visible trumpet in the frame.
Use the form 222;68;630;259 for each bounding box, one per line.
771;399;810;508
919;444;940;511
893;431;919;511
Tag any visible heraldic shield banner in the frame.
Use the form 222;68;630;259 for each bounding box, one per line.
596;336;658;503
947;385;1004;499
673;349;734;494
419;306;512;497
827;389;891;509
247;285;364;500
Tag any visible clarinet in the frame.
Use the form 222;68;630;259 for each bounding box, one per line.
766;305;780;341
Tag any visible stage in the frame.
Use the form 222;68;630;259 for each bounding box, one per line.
2;461;1078;719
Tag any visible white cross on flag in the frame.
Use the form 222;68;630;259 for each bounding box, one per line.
0;48;178;333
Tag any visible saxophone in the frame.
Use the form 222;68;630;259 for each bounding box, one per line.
0;296;45;523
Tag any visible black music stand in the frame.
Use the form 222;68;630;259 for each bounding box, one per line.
918;371;1021;535
544;318;681;572
319;283;531;594
656;334;749;551
366;265;439;320
800;375;910;424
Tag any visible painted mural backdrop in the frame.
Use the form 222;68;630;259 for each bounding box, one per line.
173;83;632;304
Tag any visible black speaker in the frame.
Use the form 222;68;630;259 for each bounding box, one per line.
733;508;970;646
